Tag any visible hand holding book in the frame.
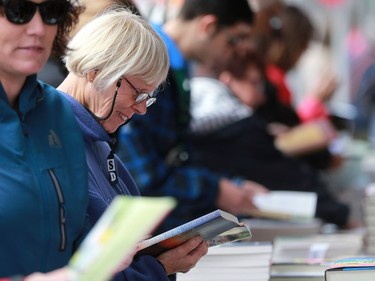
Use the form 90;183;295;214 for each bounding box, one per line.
137;209;252;257
68;196;176;281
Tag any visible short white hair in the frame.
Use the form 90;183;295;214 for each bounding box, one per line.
64;7;169;91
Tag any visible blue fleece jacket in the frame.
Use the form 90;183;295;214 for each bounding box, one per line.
63;94;174;281
0;76;88;277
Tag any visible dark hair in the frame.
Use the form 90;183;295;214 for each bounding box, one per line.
225;51;265;79
115;0;141;16
53;0;85;58
178;0;254;27
0;0;84;57
275;6;313;47
273;5;313;70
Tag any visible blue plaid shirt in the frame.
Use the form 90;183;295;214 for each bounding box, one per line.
116;25;220;233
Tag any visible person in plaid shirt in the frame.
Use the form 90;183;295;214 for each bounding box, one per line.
116;0;268;234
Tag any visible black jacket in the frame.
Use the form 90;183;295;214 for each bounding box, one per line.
188;113;349;227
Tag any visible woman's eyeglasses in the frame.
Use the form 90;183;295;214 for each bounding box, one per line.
123;77;157;107
0;0;68;25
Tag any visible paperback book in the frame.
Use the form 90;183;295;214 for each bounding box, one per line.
275;118;337;157
137;209;251;256
68;196;176;281
249;191;318;221
271;261;332;281
325;256;375;281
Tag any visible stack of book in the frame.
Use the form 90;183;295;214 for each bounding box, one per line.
242;218;322;242
270;261;332;281
363;183;375;254
324;256;375;281
241;190;321;243
272;232;364;263
177;242;273;281
269;232;364;281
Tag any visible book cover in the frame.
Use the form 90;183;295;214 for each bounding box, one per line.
271;232;364;264
271;261;332;280
68;196;176;281
250;191;318;221
275;119;337;156
325;257;375;281
137;209;252;256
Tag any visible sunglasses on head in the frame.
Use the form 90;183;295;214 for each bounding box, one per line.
0;0;68;25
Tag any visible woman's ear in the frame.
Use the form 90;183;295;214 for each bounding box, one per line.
87;70;98;83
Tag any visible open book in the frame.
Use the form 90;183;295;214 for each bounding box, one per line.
68;196;176;281
137;209;252;256
249;191;318;221
275;118;337;156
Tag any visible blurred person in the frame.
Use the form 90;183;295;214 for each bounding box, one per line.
188;52;352;228
58;8;207;281
254;1;338;123
0;0;90;279
252;2;342;171
116;0;268;234
354;62;375;146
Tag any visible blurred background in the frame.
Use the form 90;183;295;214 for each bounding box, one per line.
134;0;375;126
133;0;375;223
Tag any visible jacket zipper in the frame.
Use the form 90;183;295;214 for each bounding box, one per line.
48;169;67;251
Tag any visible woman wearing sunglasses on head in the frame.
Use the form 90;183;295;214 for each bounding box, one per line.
0;0;92;280
57;7;208;281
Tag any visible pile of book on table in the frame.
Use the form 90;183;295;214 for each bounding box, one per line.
324;256;375;281
269;231;364;281
177;241;273;281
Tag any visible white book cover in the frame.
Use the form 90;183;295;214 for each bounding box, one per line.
251;191;318;221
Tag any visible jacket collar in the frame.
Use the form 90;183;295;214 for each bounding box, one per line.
62;93;113;144
0;75;41;115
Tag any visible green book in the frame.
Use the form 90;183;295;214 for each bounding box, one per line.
68;196;176;281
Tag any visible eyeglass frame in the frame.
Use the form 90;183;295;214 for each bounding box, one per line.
122;77;157;107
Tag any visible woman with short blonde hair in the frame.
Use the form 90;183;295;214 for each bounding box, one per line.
59;8;207;281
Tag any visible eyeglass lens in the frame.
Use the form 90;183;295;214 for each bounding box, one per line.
123;77;157;107
1;0;68;25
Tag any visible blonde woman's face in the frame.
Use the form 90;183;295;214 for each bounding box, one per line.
97;76;158;134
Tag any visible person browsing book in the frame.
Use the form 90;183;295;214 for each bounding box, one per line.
0;0;90;280
58;8;208;281
188;51;352;228
115;0;269;234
